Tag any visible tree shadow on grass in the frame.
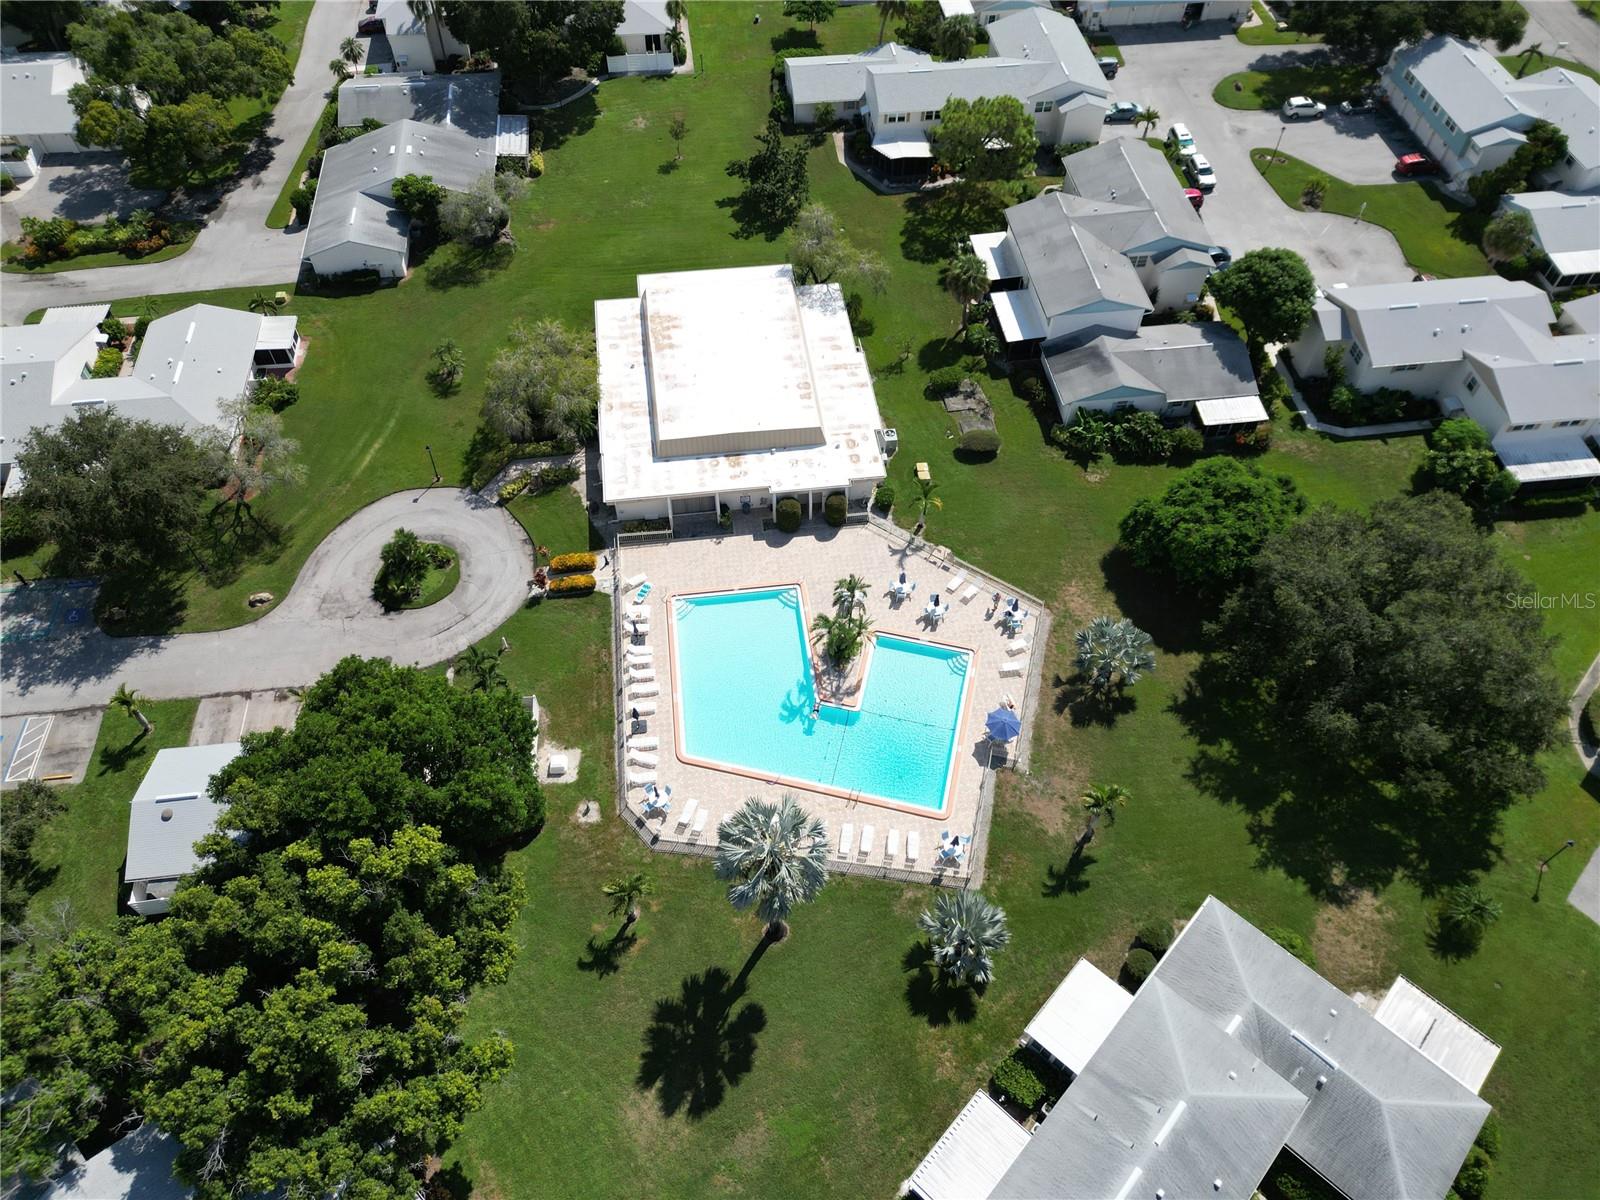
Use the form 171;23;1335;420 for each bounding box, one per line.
715;190;791;242
96;728;151;775
198;502;288;588
1172;656;1498;901
1051;673;1137;727
577;928;638;977
901;182;1014;264
637;964;767;1119
902;942;983;1026
1424;913;1484;963
658;158;680;175
424;243;516;291
1043;844;1097;898
1099;546;1206;655
94;569;189;636
769;28;820;53
525;93;600;152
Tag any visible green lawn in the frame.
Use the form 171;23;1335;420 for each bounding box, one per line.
403;543;461;610
2;234;195;275
265;100;331;229
1251;148;1491;278
1236;0;1323;45
1498;52;1600;84
13;699;199;941
1214;62;1377;110
1088;33;1123;65
11;4;1597;1196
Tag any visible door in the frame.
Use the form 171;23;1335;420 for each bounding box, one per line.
1184;2;1204;19
645;33;662;53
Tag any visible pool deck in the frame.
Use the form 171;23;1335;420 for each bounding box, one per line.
610;518;1051;886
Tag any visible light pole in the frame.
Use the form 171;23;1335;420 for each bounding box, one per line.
425;444;440;484
1262;126;1286;176
1532;838;1576;902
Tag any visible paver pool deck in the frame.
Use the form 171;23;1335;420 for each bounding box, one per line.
611;521;1050;883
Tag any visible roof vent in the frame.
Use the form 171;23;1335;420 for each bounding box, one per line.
1214;1181;1223;1192
1227;1070;1237;1080
1316;1074;1329;1089
184;321;196;343
1224;1013;1243;1035
1389;302;1419;310
160;808;173;821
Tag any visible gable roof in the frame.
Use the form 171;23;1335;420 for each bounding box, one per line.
1151;897;1492;1200
0;51;85;138
125;743;242;883
984;5;1108;101
337;70;500;139
1321;275;1554;366
134;304;273;429
866;56;1057;114
618;0;674;37
993;976;1309;1200
1511;65;1600;171
1061;138;1212;251
1501;191;1600;276
1045;323;1258;405
1462;309;1600;424
1005;191;1151;318
1559;291;1600;335
784;43;933;106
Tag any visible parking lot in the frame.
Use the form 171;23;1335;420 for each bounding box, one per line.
190;691;302;746
0;708;103;787
1103;27;1418;284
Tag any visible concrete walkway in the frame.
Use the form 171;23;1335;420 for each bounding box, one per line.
0;487;532;716
1566;651;1600;924
0;0;356;323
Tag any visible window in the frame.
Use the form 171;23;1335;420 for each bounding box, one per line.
1419;87;1429;101
1404;69;1416;85
1507;422;1539;431
1349;343;1364;365
1464;372;1478;393
1128;254;1149;267
842;99;859;111
1391;363;1422;373
883;112;908;124
1555;418;1584;427
1034;100;1054;113
922;109;941;121
1444;117;1457;133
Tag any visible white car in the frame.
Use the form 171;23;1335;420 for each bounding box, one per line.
1184;152;1216;192
1166;122;1197;158
1282;96;1327;120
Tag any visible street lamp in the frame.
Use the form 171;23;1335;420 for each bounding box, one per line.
1532;838;1576;902
425;444;440;484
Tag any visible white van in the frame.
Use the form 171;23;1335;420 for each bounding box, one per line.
1166;122;1197;158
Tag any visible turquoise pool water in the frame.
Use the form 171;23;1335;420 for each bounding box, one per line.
671;587;970;811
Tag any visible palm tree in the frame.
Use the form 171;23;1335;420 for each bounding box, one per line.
1136;106;1160;136
110;683;153;735
810;611;869;664
329;57;353;84
940;250;989;330
248;292;283;316
918;890;1011;986
665;25;687;65
876;0;910;44
914;477;942;531
455;643;508;692
714;794;830;941
1078;782;1128;845
666;0;688;22
602;872;655;928
833;573;869;615
339;35;363;66
1074;616;1155;696
1441;884;1502;938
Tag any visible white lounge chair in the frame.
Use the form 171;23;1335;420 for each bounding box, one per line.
624;573;647;589
690;808;708;838
630;701;657;717
627;772;655;789
1006;637;1029;656
961;584;980;603
999;662;1023;677
885;829;900;862
625;646;652;659
906;831;920;864
628;666;655;679
945;572;966;593
627;752;657;769
859;825;875;857
629;736;659;751
676;797;699;832
837;823;854;859
628;684;659;699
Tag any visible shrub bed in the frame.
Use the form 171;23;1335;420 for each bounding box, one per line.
90;347;123;379
498;474;532;503
1135;918;1174;956
1124;947;1157;984
990;1049;1047;1111
925;366;968;397
547;573;596;596
957;428;1001;458
1265;926;1317;968
872;483;894;513
823;492;847;527
13;211;197;267
776;497;802;534
621;518;670;534
548;551;597;573
537;464;581;490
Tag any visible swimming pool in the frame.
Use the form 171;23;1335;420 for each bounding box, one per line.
670;586;971;813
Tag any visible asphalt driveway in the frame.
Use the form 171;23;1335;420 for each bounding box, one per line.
0;155;168;247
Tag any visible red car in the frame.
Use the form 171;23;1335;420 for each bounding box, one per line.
1395;153;1440;176
1184;187;1204;211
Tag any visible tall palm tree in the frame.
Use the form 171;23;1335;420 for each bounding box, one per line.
1074;616;1155;696
665;25;687;65
1078;782;1128;844
602;872;655;928
666;0;688;23
456;643;508;692
914;477;942;530
919;890;1011;985
339;35;363;66
833;573;869;615
876;0;910;45
1136;106;1161;135
110;683;153;735
329;57;353;84
941;250;989;330
714;795;830;941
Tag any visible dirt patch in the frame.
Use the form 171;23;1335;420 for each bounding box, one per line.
465;1164;507;1200
727;1115;770;1165
1082;469;1107;484
1312;891;1396;992
621;1085;672;1154
1052;579;1099;629
997;769;1078;840
629;114;650;130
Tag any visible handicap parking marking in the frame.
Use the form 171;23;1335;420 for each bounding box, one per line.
4;714;54;783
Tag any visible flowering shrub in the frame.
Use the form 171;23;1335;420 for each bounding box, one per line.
546;573;595;596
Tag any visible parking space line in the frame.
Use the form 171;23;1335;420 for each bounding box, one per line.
5;715;53;783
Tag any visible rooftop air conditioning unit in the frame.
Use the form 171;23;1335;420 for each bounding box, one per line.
877;428;899;457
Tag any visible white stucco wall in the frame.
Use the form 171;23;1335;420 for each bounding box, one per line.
307;242;407;280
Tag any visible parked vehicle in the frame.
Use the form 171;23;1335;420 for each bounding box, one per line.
1097;56;1119;79
1184;187;1204;211
1105;101;1140;124
1412;272;1438;282
1282;96;1327;120
1166;123;1197;158
1184;152;1217;192
1395;152;1440;176
1339;96;1377;115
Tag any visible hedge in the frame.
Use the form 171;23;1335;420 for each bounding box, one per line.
549;551;597;573
823;492;847;527
958;428;1001;457
547;573;596;596
537;464;580;489
991;1050;1047;1110
776;497;802;533
1265;926;1317;969
498;474;532;503
90;347;123;379
1124;948;1157;983
873;483;894;513
925;365;967;397
1135;918;1174;956
1168;426;1204;462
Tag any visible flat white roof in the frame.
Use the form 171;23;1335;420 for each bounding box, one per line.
1023;957;1134;1073
496;112;530;156
1196;394;1270;425
41;303;110;325
993;288;1046;343
1493;434;1600;483
871;130;935;159
907;1089;1031;1200
595;265;885;506
1373;976;1502;1094
939;0;976;15
125;742;242;883
255;314;299;353
969;231;1020;282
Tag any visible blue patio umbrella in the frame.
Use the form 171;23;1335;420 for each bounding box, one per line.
985;706;1022;742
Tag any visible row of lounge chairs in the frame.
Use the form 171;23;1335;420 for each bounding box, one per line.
837;823;926;868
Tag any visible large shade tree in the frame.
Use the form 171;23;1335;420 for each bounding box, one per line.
726;119;811;230
714;795;830;940
1206;247;1317;351
930;96;1039;185
481;319;599;447
439;1;623;96
789;204;889;293
1288;1;1526;62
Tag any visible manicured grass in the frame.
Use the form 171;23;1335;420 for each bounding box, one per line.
1213;63;1377;110
402;543;461;610
1088;34;1123;65
1251;148;1491;278
13;699;199;940
1144;136;1188;184
2;235;195;274
265;100;332;229
1498;52;1600;84
262;0;313;57
1236;0;1323;45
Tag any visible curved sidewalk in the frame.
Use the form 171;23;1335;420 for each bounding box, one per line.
0;487;532;715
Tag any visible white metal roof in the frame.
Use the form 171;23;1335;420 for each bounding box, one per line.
939;0;976;15
785;43;933;107
1023;957;1133;1073
870;129;934;159
969;230;1020;281
1502;191;1600;277
907;1090;1030;1200
1373;976;1502;1094
136;304;265;429
1493;435;1600;482
125;742;242;883
1196;395;1270;425
992;288;1047;342
0;51;86;138
40;303;110;325
255;315;299;353
495;113;530;156
617;0;673;38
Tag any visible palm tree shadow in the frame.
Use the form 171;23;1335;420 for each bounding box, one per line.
1052;673;1136;727
637;965;767;1119
577;928;638;977
96;728;150;775
902;942;982;1026
1043;844;1097;897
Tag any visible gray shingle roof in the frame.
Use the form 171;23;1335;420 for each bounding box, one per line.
1006;191;1151;318
125;742;242;883
618;0;673;37
1044;323;1258;405
1151;898;1492;1200
1323;275;1553;366
1559;291;1600;335
337;70;500;140
1502;191;1600;260
1061;138;1212;251
867;57;1056;114
785;43;933;106
1463;310;1600;424
993;976;1309;1200
0;51;85;138
984;6;1108;101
